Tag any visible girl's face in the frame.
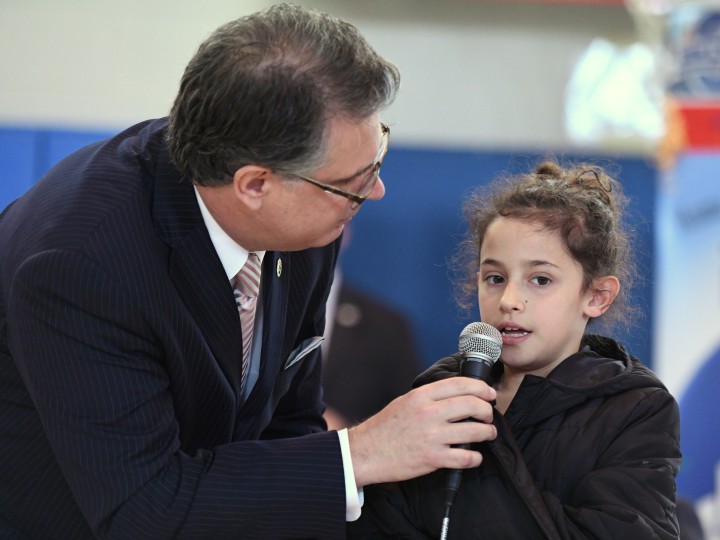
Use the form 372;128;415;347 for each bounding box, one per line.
477;217;595;378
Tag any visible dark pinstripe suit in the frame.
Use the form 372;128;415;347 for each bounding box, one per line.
0;119;346;539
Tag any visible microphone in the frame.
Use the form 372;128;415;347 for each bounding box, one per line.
457;321;503;381
440;322;502;540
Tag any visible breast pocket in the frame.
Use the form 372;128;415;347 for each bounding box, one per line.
283;336;324;370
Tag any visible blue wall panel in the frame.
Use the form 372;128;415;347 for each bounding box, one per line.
342;149;656;369
0;126;657;371
0;129;37;211
1;128;112;212
40;130;113;178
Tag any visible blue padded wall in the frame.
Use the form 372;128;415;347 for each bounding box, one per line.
0;129;37;211
1;127;113;211
343;148;656;369
0;127;657;370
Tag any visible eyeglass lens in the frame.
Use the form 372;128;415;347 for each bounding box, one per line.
356;128;389;197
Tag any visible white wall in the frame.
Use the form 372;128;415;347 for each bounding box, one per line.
0;0;639;151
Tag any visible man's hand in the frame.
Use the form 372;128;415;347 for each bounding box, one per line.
348;377;497;488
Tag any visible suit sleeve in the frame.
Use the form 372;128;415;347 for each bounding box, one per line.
8;248;346;539
260;348;328;439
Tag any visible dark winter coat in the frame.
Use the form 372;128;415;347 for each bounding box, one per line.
348;335;681;539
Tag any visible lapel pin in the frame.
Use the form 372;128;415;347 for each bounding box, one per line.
276;258;282;278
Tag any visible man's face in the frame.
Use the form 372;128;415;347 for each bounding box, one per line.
264;114;387;251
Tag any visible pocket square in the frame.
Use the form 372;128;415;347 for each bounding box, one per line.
284;336;324;370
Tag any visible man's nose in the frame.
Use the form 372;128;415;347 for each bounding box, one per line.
367;176;385;202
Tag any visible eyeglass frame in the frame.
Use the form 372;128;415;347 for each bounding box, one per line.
289;123;390;210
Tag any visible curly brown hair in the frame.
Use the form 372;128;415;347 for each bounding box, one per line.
452;161;637;332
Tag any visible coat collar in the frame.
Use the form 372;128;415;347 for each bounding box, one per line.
506;335;665;429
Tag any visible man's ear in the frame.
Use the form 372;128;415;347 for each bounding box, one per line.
232;165;272;210
584;275;620;318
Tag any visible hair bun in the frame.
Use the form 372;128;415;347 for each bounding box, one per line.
535;161;562;178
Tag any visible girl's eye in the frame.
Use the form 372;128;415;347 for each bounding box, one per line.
531;276;551;286
485;275;504;285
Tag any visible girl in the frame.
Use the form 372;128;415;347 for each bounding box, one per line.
348;162;681;539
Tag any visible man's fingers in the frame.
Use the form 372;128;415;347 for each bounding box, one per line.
445;418;497;447
348;378;500;487
445;447;484;470
419;376;497;403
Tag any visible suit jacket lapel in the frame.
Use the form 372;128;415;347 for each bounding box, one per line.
232;250;290;436
259;251;289;383
151;143;243;392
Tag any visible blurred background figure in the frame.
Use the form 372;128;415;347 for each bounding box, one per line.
677;498;706;540
322;226;422;430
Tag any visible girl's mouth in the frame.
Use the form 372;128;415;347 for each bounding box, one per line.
501;326;529;337
499;325;531;345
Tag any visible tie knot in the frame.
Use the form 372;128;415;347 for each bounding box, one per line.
235;253;261;298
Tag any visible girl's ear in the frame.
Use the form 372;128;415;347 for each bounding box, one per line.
584;276;620;319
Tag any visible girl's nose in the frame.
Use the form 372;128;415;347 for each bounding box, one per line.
499;283;525;312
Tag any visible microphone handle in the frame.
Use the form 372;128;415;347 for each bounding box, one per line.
443;356;495;509
459;355;494;381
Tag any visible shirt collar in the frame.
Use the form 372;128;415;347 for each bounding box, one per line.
194;187;265;281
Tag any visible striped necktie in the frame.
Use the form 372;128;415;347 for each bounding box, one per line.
233;252;261;395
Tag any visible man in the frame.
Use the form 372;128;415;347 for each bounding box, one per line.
0;4;497;539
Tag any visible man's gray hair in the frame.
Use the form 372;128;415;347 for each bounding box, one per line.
167;3;400;186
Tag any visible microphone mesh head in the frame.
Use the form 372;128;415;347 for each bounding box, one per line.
458;322;502;362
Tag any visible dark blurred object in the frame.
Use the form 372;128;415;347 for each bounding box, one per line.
322;280;421;429
677;498;705;540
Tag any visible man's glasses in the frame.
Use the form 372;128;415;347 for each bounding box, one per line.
292;123;390;210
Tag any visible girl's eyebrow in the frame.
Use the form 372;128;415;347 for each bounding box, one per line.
480;258;503;267
480;258;559;269
527;259;560;269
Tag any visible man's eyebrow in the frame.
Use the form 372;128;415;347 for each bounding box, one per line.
331;128;387;183
333;161;375;184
